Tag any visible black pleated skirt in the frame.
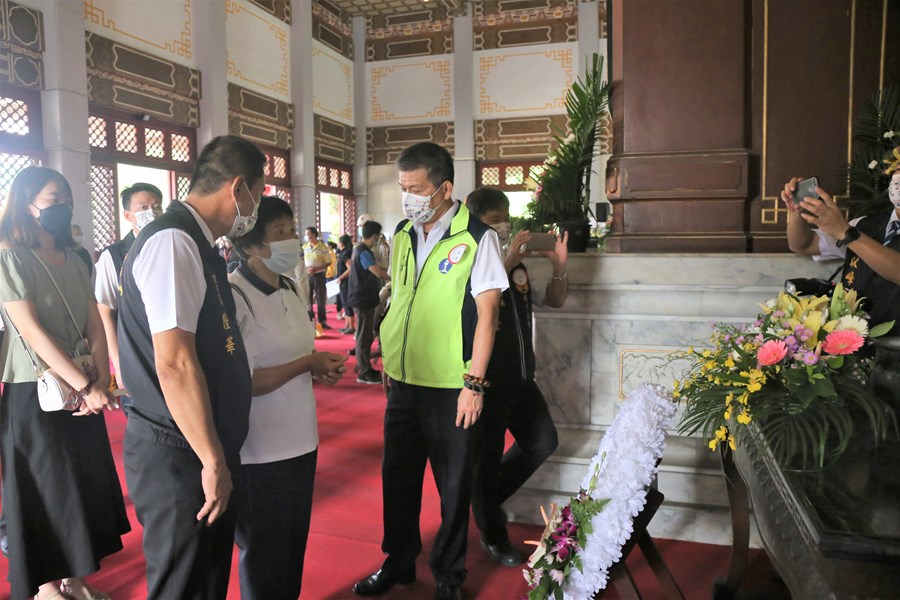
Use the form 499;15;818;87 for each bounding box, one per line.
0;382;131;599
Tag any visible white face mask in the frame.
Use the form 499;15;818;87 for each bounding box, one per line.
73;234;84;245
228;182;260;239
402;185;444;224
490;221;512;246
261;238;301;274
889;173;900;208
134;207;162;230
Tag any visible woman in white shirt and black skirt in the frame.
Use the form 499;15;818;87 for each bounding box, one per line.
228;196;347;599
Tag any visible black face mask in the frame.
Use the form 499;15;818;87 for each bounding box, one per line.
32;203;73;237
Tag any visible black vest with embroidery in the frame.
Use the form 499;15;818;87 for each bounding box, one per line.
104;230;135;276
486;263;536;386
843;210;900;336
117;201;252;459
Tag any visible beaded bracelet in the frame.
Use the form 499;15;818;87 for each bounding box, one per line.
462;373;490;394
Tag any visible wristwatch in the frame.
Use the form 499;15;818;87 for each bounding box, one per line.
836;226;861;248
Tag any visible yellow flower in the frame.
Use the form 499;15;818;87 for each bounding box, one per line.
724;407;733;420
724;357;735;368
715;426;728;441
702;350;712;358
737;410;751;425
708;438;718;451
705;360;717;371
728;435;736;451
725;392;734;405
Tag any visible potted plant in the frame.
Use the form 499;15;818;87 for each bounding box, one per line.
845;85;899;218
525;53;610;252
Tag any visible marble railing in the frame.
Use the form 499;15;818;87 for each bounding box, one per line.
503;253;836;547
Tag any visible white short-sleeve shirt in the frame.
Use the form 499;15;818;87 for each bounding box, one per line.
409;201;509;297
94;248;119;310
229;266;318;464
131;202;214;334
814;211;900;261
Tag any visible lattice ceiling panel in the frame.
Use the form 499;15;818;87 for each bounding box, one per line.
326;0;463;17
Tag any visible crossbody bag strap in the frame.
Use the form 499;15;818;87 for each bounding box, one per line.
0;305;45;376
29;249;90;351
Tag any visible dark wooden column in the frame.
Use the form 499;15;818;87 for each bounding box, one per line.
605;0;898;253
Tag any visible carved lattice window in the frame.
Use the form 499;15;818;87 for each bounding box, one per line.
171;134;191;162
89;163;118;251
0;98;29;136
145;128;166;158
88;116;108;148
115;122;138;154
477;162;545;192
175;174;191;201
0;152;41;202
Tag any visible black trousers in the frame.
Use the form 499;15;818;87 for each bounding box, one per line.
235;450;317;600
355;306;376;375
307;271;327;324
124;435;239;600
381;381;479;586
472;379;559;544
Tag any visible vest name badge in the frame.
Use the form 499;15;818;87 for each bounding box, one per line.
438;244;469;275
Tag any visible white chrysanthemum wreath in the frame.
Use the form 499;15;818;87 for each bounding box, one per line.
524;383;675;600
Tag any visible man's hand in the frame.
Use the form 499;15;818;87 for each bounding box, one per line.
197;461;232;526
455;387;483;429
797;187;849;240
382;371;391;397
74;386;118;416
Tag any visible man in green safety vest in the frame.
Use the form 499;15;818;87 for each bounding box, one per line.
352;143;507;600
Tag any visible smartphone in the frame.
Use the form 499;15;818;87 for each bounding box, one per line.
523;232;557;252
793;177;819;207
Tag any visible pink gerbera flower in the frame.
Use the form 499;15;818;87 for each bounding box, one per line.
757;340;788;366
822;330;864;355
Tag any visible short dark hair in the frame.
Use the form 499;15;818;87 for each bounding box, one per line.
0;166;74;250
306;226;319;237
361;220;382;240
466;187;510;217
189;135;267;196
339;233;352;249
121;182;163;210
231;195;294;259
396;142;454;187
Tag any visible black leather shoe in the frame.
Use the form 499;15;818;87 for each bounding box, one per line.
353;568;415;596
435;582;461;600
481;538;524;567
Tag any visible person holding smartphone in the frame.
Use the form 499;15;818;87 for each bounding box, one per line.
464;187;568;567
782;167;900;336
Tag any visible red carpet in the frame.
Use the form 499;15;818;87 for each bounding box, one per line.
0;307;789;599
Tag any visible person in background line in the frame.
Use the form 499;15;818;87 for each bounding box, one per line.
304;226;332;329
228;196;347;599
353;142;507;600
358;212;391;269
326;240;342;317
94;182;164;387
466;187;567;567
69;224;94;278
336;233;356;335
0;166;129;600
348;220;390;385
117;135;265;599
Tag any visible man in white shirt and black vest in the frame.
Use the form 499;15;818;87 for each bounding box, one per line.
117;135;266;599
94;182;163;385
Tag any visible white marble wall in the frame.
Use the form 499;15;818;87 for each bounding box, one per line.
504;253;837;548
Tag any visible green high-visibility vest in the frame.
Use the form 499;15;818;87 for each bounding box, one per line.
381;203;488;388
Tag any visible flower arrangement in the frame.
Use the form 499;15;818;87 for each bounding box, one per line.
524;384;675;600
674;284;896;469
592;215;613;251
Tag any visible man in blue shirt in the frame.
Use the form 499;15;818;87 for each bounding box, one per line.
348;220;389;384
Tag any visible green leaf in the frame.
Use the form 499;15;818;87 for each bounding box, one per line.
869;320;895;338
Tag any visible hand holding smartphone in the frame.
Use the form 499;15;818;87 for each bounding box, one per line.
522;232;557;252
792;177;819;211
